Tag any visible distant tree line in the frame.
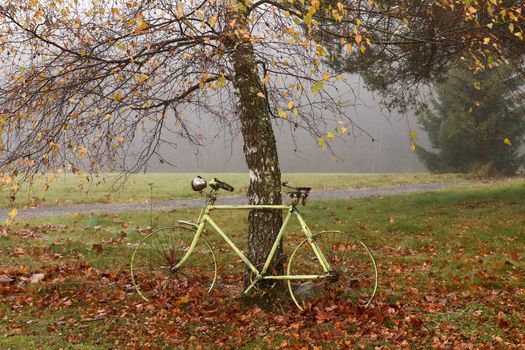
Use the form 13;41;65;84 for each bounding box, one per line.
416;64;525;176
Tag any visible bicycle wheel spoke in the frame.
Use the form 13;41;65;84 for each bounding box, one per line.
146;241;174;267
287;231;378;310
130;226;217;302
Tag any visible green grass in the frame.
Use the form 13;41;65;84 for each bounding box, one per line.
0;172;476;209
1;180;524;348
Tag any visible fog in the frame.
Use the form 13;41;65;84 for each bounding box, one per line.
145;83;429;174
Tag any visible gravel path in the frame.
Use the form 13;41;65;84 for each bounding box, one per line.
1;182;461;221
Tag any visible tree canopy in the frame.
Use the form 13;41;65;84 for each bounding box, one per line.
1;0;524;179
0;0;361;179
323;0;525;111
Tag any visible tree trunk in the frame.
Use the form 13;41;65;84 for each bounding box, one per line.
225;7;284;287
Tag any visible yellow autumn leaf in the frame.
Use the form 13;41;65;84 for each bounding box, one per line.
174;294;191;307
410;143;416;152
134;73;149;83
327;131;334;140
311;80;324;95
209;16;217;27
503;137;512;146
257;92;265;98
409;130;417;140
332;9;342;22
277;108;288;119
287;101;295;109
114;91;123;102
215;75;227;89
315;43;325;57
467;6;477;14
104;114;112;120
9;208;18;219
355;34;362;44
138;19;148;30
318;137;326;150
116;136;125;143
340;127;348;134
322;72;331;81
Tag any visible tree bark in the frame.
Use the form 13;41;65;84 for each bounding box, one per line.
225;7;284;286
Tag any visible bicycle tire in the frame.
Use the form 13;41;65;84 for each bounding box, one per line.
130;226;217;302
287;230;378;310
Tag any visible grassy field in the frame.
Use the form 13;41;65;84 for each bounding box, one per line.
0;172;475;209
0;180;524;348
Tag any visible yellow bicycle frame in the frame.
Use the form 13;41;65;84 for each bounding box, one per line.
175;202;334;296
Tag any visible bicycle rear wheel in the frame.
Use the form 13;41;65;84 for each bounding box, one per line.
287;230;377;310
130;226;217;302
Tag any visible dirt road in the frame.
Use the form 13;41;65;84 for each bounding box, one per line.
1;183;460;221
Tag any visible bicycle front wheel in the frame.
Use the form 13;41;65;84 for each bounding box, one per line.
130;226;217;302
287;231;377;310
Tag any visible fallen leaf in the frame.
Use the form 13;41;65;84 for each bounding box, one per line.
92;243;103;254
0;275;14;284
30;273;45;284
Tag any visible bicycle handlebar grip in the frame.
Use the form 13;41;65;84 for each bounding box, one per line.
214;178;235;192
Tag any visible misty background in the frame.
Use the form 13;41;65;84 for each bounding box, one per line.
145;78;428;173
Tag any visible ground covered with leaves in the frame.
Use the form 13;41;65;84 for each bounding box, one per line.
1;181;524;349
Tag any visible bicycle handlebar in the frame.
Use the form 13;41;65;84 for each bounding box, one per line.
211;178;235;192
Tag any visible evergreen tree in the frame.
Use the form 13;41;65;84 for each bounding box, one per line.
417;65;525;175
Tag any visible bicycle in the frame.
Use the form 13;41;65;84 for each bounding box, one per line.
130;176;378;310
